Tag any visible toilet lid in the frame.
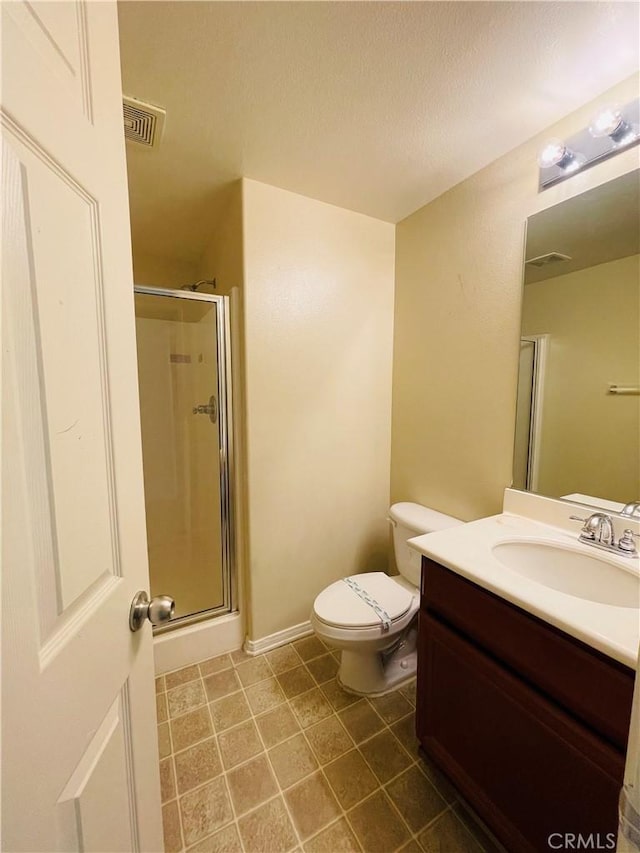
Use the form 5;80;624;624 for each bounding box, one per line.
313;572;413;629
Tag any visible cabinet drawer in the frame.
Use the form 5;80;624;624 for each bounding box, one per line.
418;614;624;853
421;558;634;749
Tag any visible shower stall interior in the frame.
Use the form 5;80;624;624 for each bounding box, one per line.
134;286;235;629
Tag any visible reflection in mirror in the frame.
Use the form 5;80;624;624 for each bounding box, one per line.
513;170;640;506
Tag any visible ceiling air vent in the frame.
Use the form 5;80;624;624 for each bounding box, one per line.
123;96;166;149
525;252;572;268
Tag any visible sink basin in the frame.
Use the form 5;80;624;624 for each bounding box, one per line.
492;540;640;608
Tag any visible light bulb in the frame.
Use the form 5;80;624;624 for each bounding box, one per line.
537;139;573;169
589;104;627;140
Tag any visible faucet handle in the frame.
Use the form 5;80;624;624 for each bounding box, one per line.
618;529;640;555
570;514;598;539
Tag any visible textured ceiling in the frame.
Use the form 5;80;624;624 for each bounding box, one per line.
118;1;640;267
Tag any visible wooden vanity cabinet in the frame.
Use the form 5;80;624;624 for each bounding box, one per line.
416;558;635;853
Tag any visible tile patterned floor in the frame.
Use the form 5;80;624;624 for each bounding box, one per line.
156;636;501;853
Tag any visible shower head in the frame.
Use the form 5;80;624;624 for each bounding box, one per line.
180;279;217;292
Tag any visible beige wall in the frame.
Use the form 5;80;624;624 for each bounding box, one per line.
391;74;640;521
198;181;244;296
242;179;395;640
522;254;640;502
133;250;197;289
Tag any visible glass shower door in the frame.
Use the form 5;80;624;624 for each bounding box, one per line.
134;288;234;624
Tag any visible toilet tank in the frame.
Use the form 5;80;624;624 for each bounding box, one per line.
388;502;463;588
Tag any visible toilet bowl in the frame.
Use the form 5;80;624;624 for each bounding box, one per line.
310;503;462;695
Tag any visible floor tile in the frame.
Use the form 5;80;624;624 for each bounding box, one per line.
180;776;233;847
236;655;273;687
237;796;298;853
305;654;339;685
417;809;483;853
284;772;341;839
160;757;176;803
162;800;183;853
305;715;353;764
230;648;253;666
245;677;286;715
324;749;379;809
339;699;385;744
348;790;410;853
359;730;413;783
390;713;419;759
171;706;213;752
386;764;447;833
167;680;206;719
166;664;201;691
187;822;243;852
293;635;326;661
398;841;422;853
256;704;301;748
266;645;303;674
156;691;168;723
304;818;360;853
269;732;318;789
418;756;457;805
203;668;241;702
217;719;263;770
226;754;279;816
210;691;251;732
368;691;413;724
153;638;494;853
399;678;417;708
175;737;223;794
289;687;333;728
320;679;360;711
277;665;315;699
199;654;233;677
158;722;172;759
453;803;505;853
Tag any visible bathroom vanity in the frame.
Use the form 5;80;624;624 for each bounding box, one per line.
416;556;635;853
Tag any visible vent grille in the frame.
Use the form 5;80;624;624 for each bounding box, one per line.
123;96;166;149
525;252;572;268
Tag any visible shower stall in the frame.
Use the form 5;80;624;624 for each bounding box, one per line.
134;286;236;641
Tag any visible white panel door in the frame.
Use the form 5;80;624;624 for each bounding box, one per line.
1;2;163;850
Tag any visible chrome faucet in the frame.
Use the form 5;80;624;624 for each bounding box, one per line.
621;501;640;518
570;512;639;558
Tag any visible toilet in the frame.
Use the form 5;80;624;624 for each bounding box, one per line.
310;502;462;696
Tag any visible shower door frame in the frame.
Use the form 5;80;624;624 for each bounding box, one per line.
134;285;236;631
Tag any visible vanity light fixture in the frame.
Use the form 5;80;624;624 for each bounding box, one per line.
537;139;577;170
589;104;638;146
538;96;640;191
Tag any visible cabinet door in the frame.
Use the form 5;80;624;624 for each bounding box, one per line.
417;614;623;853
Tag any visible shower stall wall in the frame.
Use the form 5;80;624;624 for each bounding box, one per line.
134;286;236;632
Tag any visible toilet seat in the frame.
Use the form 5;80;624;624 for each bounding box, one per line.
313;572;413;630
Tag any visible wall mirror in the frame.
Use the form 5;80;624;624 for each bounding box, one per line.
513;169;640;509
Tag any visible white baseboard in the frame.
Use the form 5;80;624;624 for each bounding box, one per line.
244;620;313;656
154;611;244;674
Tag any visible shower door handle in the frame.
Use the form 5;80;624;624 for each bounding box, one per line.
129;591;175;632
192;395;217;424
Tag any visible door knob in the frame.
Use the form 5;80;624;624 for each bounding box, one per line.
129;590;175;632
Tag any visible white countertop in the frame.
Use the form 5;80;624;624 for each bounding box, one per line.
409;512;640;669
